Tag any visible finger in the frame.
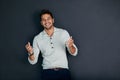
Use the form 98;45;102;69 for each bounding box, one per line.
27;46;30;49
25;42;30;48
69;39;74;44
25;44;29;48
26;43;31;48
28;42;30;46
26;46;30;50
71;36;74;41
27;46;33;52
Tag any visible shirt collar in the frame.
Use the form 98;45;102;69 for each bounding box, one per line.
42;27;58;36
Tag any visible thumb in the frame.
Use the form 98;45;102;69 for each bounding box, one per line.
28;42;31;46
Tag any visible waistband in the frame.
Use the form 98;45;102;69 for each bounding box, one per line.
44;67;68;71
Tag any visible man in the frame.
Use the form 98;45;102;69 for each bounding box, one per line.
25;9;78;80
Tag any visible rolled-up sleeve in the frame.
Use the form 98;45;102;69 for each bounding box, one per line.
63;30;78;56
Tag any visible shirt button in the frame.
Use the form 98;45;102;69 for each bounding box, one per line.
51;42;53;44
51;47;54;48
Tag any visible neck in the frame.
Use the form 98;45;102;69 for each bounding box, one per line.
45;26;54;37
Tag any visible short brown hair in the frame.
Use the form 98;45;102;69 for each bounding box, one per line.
40;9;54;21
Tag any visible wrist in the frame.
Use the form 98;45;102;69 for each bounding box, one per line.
28;52;34;56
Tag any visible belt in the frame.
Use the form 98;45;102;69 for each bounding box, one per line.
50;67;65;71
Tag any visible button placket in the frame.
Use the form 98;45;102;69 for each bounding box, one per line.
50;37;54;49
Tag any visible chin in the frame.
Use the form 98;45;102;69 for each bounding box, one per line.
46;26;50;29
45;26;53;29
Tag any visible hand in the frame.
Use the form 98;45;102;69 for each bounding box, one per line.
66;36;74;48
25;42;33;54
66;36;76;54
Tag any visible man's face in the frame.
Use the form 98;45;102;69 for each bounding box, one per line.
41;14;54;30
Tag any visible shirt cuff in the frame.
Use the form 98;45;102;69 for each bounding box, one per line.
28;55;37;65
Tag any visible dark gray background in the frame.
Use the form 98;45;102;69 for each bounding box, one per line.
0;0;120;80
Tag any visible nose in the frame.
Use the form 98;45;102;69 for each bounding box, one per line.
44;19;49;23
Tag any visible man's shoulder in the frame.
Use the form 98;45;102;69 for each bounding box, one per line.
55;27;68;33
33;31;44;40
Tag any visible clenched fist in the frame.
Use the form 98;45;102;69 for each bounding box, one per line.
25;42;33;54
66;36;74;48
66;36;76;54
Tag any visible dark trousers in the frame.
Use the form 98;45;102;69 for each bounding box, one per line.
42;68;71;80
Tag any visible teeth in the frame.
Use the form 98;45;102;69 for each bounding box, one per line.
46;23;50;26
46;24;49;26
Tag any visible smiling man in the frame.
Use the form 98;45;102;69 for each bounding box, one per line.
25;9;78;80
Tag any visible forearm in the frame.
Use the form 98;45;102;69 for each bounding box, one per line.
69;45;76;54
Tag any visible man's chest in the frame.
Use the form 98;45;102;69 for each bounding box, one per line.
37;34;65;51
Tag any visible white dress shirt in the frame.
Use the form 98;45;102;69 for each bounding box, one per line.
28;27;78;69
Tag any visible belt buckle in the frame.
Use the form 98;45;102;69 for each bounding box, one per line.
53;68;59;71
